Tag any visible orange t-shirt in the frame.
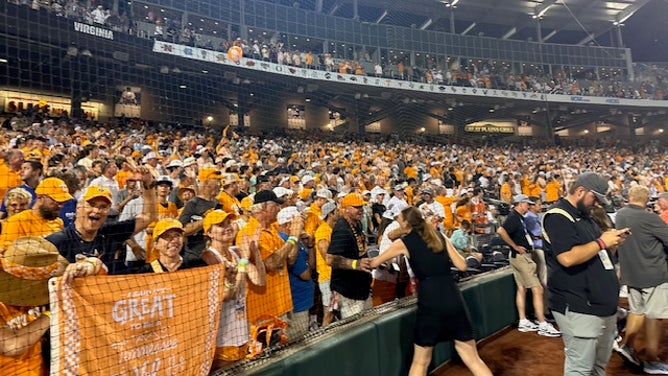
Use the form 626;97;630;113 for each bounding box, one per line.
455;205;471;228
236;217;293;323
403;166;418;180
545;180;561;203
405;186;415;206
299;188;313;202
0;304;45;376
216;191;241;216
115;169;133;190
435;195;455;230
144;202;180;262
304;203;322;236
0;210;64;250
0;164;22;201
500;183;513;203
314;221;333;283
470;200;488;226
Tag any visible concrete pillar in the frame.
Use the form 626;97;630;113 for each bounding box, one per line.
305;103;329;131
449;11;455;34
616;25;624;48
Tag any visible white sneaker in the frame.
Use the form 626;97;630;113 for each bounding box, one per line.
538;322;561;337
643;360;668;374
518;319;540;332
612;335;622;352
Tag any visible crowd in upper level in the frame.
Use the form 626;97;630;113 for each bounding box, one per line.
6;0;668;101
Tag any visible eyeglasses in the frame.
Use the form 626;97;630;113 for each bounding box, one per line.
84;201;111;212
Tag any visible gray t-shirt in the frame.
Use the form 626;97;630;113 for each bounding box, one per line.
615;204;668;288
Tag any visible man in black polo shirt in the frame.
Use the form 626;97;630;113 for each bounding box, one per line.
498;194;560;337
542;172;630;376
327;192;373;319
47;168;157;275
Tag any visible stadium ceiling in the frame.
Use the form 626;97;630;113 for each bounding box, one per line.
287;0;653;45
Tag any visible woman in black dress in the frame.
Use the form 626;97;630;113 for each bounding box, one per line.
370;206;492;376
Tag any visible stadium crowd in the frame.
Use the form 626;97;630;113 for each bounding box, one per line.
7;0;668;101
0;104;667;374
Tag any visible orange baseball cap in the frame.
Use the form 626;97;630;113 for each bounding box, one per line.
198;168;222;182
153;218;184;239
82;185;112;204
35;178;73;203
202;210;237;232
341;193;364;207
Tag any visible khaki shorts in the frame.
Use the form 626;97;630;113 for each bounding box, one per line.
628;282;668;319
509;253;541;289
319;281;332;307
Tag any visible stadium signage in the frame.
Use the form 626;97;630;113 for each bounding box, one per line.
152;41;668;109
74;22;114;40
569;96;590;103
465;120;515;133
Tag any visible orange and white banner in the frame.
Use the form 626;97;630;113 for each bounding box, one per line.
48;265;224;376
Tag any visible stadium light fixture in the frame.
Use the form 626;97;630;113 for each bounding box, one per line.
0;58;7;63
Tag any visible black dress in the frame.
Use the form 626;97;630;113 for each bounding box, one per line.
402;230;474;346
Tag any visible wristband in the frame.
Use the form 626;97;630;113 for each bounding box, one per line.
287;238;297;246
224;281;236;289
42;310;51;319
237;258;249;266
595;238;607;250
351;259;358;270
86;259;98;269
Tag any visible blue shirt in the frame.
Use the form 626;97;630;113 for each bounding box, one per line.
58;199;77;228
279;232;314;313
524;210;543;249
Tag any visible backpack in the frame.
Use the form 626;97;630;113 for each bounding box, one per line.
247;315;289;358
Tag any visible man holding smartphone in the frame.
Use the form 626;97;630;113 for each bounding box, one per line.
542;172;631;376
